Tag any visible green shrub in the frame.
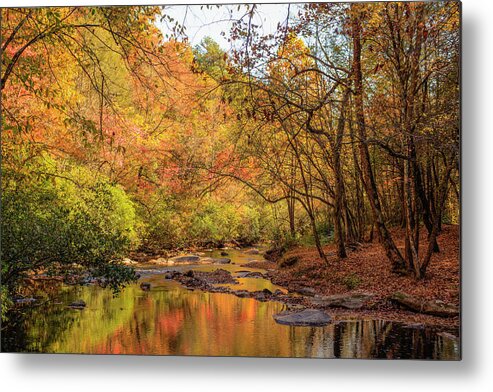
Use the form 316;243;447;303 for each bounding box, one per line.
1;156;139;295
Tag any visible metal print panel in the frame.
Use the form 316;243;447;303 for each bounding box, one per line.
0;1;461;359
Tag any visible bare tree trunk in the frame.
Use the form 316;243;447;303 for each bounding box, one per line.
287;190;296;238
349;111;365;242
419;163;453;278
415;162;440;252
351;8;407;273
332;90;350;258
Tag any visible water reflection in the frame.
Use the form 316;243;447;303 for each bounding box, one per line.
3;279;459;359
2;249;459;359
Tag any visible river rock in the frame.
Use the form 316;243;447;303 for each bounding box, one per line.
197;257;215;264
273;309;331;326
310;292;375;309
161;270;179;279
220;251;229;256
69;300;86;309
140;282;151;291
148;257;169;265
169;255;201;264
295;287;317;297
236;271;264;278
232;290;251;298
244;248;260;255
192;269;237;284
212;257;231;264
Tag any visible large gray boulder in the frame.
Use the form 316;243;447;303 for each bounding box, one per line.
310;292;375;309
273;309;331;326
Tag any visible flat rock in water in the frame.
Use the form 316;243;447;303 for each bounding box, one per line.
192;269;237;284
244;248;260;255
273;309;331;326
148;257;169;265
237;271;264;278
212;257;231;264
232;290;251;298
169;255;201;264
197;257;215;264
310;292;375;309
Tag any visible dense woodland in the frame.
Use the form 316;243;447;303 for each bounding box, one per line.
1;3;460;317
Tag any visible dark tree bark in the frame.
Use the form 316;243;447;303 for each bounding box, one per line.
331;90;351;258
350;6;407;273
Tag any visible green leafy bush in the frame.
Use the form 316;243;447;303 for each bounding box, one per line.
1;157;139;295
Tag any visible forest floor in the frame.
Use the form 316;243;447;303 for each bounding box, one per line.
268;224;460;329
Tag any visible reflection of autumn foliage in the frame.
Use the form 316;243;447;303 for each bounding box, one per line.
19;278;457;358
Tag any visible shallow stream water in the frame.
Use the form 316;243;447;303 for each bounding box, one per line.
3;249;460;359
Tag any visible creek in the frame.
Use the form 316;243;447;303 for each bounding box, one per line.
3;249;459;359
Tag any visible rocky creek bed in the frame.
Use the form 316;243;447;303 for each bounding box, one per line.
6;247;459;357
135;258;459;329
18;245;459;330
